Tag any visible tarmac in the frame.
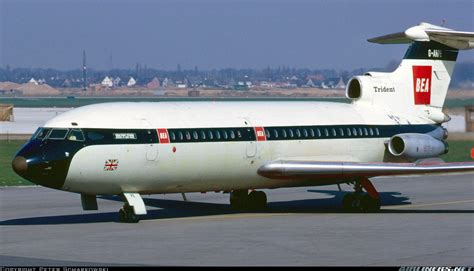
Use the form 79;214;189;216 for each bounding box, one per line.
1;173;473;266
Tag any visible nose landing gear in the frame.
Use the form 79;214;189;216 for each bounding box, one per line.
342;177;381;212
118;193;147;223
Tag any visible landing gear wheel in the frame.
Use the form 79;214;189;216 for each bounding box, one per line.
118;205;140;223
230;190;248;210
342;193;380;213
248;191;267;210
361;194;381;212
342;193;356;212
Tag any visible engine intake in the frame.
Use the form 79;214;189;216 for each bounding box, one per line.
346;78;362;99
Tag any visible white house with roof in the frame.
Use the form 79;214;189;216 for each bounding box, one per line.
28;78;38;85
101;76;113;87
113;77;121;87
127;77;136;87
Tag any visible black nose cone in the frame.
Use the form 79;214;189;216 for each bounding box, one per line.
12;156;28;177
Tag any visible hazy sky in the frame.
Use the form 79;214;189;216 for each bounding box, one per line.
1;0;473;70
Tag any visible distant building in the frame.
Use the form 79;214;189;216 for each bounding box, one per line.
147;77;161;89
335;77;346;89
127;77;136;87
305;79;316;88
113;77;121;87
101;76;113;88
28;78;38;85
161;78;170;88
175;79;187;89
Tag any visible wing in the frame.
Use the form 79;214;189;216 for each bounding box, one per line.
258;160;474;180
368;22;474;49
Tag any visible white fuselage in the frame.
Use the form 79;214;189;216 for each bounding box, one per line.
42;101;434;195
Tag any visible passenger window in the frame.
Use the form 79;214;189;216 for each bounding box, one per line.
281;129;287;138
68;129;85;142
369;128;374;136
215;130;221;140
346;128;352;136
303;129;308;138
200;130;206;140
178;131;184;141
358;128;363;136
332;128;336;137
316;129;321;137
352;128;358;136
185;131;191;141
309;128;315;138
295;129;301;138
193;130;199;140
273;129;279;139
324;128;329;137
288;129;294;138
364;128;368;136
236;130;242;139
375;128;380;136
339;128;344;136
170;132;176;141
230;130;235;139
265;129;271;139
223;130;228;140
208;130;214;140
87;131;104;141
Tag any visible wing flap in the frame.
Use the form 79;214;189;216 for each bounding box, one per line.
258;160;474;180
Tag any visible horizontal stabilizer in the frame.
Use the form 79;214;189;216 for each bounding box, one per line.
368;22;474;49
258;160;474;180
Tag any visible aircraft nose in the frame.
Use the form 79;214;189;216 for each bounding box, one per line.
12;143;70;190
12;156;28;177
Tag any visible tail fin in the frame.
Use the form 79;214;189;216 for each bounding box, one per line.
347;23;473;123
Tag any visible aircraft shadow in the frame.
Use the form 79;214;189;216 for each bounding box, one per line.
1;190;472;226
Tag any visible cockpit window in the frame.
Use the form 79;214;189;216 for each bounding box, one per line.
49;129;69;140
68;129;85;142
32;127;51;140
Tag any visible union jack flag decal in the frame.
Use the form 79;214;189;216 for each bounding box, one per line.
104;159;119;171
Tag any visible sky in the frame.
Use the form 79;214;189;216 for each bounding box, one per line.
0;0;473;70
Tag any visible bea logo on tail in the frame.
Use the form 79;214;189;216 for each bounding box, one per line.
412;66;432;105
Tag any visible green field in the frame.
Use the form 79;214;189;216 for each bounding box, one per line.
0;140;32;186
1;139;472;187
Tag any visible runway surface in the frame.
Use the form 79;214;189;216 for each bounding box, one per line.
1;173;473;266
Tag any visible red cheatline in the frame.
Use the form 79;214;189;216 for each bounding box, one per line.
471;148;474;159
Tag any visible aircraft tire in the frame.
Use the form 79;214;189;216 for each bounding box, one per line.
342;193;357;212
248;191;267;210
230;190;248;210
361;195;381;212
119;206;140;223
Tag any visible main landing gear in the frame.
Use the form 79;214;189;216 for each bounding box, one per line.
230;190;267;210
342;177;381;212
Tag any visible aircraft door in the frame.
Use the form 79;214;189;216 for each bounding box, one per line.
242;118;257;158
139;118;158;162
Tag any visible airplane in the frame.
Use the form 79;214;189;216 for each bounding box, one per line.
11;22;474;223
